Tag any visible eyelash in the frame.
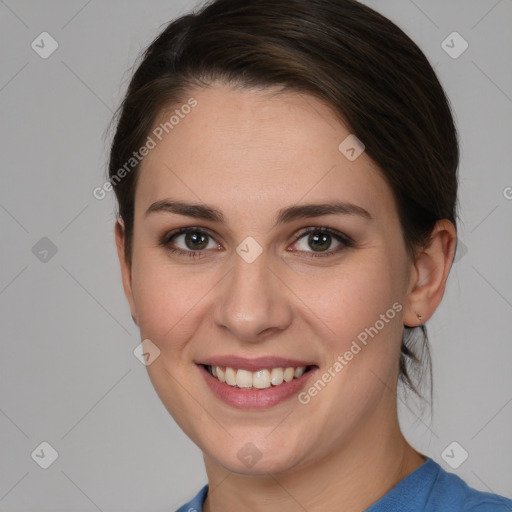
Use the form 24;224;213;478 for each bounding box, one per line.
159;226;354;259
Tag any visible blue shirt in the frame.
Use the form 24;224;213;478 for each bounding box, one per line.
175;458;512;511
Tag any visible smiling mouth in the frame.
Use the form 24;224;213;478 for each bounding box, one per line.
203;364;316;389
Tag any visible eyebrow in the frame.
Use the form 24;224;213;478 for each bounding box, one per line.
145;199;373;226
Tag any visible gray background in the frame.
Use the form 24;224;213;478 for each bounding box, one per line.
1;0;511;510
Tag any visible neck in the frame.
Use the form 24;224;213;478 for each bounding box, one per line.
202;399;426;511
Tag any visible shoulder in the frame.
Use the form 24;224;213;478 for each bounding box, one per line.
174;484;208;512
464;502;512;512
367;458;512;512
462;494;512;512
429;460;512;512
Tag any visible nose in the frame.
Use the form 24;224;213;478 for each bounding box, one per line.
213;251;293;342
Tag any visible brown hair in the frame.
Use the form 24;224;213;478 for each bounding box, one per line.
108;0;459;398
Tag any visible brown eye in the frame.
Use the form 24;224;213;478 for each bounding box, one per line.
181;231;209;250
160;228;222;259
291;227;353;257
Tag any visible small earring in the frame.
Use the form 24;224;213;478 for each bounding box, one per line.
417;313;423;324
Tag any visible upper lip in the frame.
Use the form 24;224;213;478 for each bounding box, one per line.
198;356;316;371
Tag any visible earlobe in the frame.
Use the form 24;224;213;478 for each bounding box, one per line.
403;220;457;327
115;217;138;326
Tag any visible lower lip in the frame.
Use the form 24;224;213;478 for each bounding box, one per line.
198;364;317;409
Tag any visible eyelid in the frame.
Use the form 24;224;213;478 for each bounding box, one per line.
160;225;354;257
160;226;222;250
293;225;353;245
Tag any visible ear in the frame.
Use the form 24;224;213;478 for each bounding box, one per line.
403;219;457;327
115;217;138;326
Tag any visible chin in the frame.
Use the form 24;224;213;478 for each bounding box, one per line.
203;430;309;476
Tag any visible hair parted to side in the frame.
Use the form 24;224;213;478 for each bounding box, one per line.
108;0;459;401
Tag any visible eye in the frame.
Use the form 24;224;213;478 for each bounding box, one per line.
159;227;221;258
290;227;353;257
160;226;353;259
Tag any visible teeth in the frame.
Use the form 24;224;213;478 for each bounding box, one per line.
208;365;308;388
294;367;305;378
270;368;283;386
283;367;295;382
253;369;271;389
236;369;253;388
225;367;237;386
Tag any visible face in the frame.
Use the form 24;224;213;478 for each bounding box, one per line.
118;83;417;475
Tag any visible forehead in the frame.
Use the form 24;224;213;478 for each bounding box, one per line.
135;84;392;222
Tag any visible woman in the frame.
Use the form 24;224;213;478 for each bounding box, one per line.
108;0;512;510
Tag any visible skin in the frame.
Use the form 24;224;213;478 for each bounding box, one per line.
115;82;457;511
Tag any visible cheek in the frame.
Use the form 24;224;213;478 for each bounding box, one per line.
128;255;216;432
291;253;405;351
292;259;405;445
130;255;216;352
